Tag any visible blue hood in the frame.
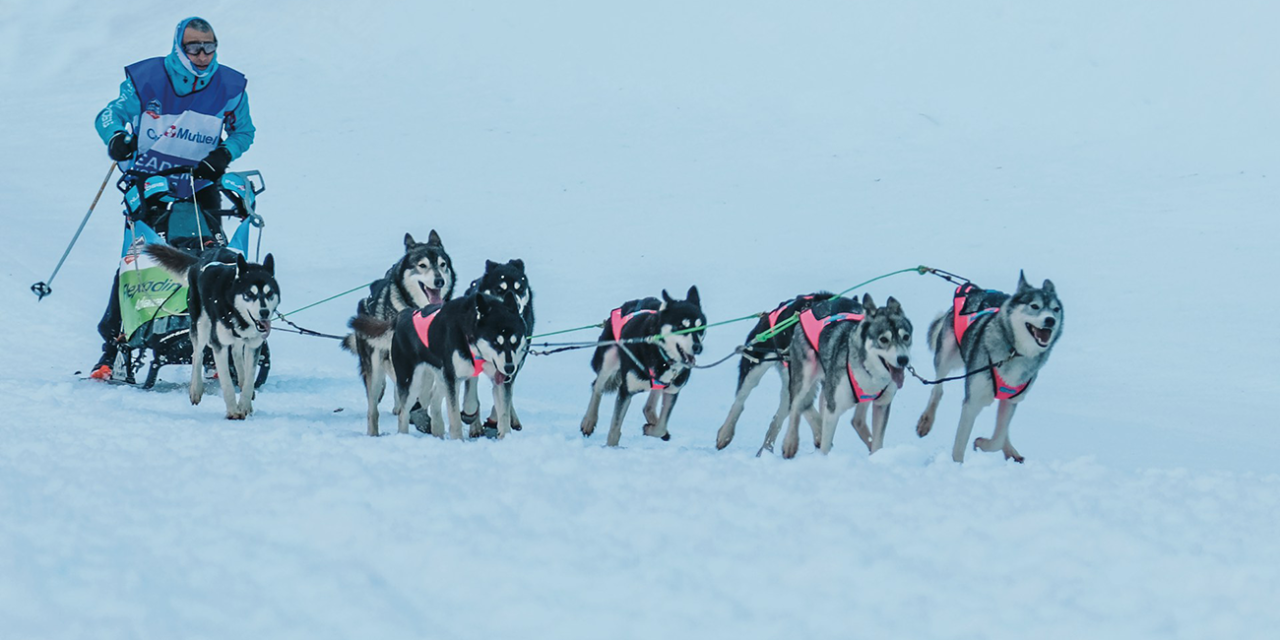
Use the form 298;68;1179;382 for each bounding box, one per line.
163;16;219;96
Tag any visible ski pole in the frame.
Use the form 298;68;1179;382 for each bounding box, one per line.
30;162;118;301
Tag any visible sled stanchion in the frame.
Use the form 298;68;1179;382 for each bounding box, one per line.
31;162;117;301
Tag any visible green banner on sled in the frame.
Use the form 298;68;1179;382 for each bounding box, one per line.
117;244;188;340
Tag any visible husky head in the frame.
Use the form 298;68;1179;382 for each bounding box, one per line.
471;293;527;383
471;259;532;316
858;293;912;389
657;286;706;366
1006;271;1063;355
399;230;454;307
233;253;280;335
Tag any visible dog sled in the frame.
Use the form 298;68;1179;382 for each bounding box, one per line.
106;165;272;389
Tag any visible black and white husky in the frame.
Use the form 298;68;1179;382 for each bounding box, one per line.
781;294;912;458
579;287;705;447
382;292;527;439
460;259;534;436
342;231;455;436
715;292;831;454
915;272;1063;463
145;245;279;419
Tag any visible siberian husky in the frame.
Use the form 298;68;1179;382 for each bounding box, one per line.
579;287;705;447
341;231;455;436
915;272;1064;463
782;294;912;458
145;244;279;419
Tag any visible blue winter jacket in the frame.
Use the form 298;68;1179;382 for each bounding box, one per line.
95;17;255;160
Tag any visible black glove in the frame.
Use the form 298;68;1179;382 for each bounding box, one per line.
192;146;232;181
107;132;135;161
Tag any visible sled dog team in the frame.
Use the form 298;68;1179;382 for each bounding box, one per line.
147;231;1064;463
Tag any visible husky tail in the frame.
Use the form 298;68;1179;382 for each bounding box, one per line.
143;244;198;285
348;314;394;343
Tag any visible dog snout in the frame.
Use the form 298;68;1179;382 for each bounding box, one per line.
1043;316;1056;328
434;276;446;288
897;355;909;368
693;341;704;355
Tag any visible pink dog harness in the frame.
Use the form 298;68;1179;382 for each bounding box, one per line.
796;308;885;404
412;309;485;378
609;306;669;390
950;284;1027;399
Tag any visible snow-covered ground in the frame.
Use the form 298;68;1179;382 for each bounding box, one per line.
1;1;1277;638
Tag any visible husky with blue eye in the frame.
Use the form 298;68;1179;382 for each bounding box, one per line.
145;244;279;419
915;271;1064;463
579;287;706;447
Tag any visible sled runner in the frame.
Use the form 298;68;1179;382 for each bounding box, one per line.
106;166;271;389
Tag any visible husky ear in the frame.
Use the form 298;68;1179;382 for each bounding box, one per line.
1017;270;1031;292
508;258;525;272
661;289;673;310
861;293;877;313
686;285;700;308
262;253;275;276
428;229;442;246
885;296;901;314
1042;279;1056;295
485;259;498;272
475;293;491;316
404;233;418;250
236;253;249;274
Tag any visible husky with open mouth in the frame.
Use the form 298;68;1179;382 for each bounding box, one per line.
580;287;706;447
342;231;455;436
145;244;279;420
781;294;912;458
915;271;1064;463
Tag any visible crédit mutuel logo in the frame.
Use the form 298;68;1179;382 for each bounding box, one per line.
146;124;219;144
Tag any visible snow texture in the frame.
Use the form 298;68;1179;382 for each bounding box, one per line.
1;1;1277;638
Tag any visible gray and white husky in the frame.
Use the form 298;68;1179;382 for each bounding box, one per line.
781;294;912;458
915;272;1064;463
145;245;279;419
342;231;455;436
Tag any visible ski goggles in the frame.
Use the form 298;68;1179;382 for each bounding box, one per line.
182;41;218;56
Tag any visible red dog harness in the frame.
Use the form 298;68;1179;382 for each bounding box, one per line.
796;308;885;404
609;306;669;390
412;309;485;378
950;284;1027;400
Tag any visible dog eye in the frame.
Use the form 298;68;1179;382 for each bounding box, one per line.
1052;307;1061;313
879;336;889;345
1031;303;1041;310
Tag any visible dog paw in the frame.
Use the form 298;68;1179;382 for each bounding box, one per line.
715;432;732;450
782;440;798;459
916;415;933;438
511;422;522;432
974;438;986;451
225;411;247;420
580;421;596;437
642;423;670;441
1004;451;1025;463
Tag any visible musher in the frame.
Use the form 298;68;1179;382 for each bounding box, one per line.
90;16;255;379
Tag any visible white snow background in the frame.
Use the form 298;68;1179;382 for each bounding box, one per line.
1;1;1278;638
